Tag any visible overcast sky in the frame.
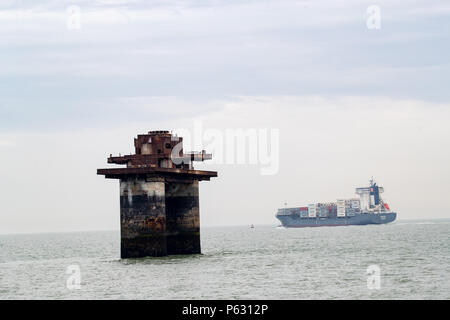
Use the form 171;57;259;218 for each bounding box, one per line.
1;0;449;233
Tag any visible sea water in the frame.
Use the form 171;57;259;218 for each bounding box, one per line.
0;219;449;299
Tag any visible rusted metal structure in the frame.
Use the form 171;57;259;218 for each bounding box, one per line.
97;130;217;258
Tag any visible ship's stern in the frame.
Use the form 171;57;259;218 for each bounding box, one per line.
373;212;397;224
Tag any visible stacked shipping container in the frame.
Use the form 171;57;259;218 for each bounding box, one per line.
278;199;361;218
336;199;346;217
308;204;317;218
300;207;308;218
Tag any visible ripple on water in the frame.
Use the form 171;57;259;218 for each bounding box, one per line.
0;220;449;299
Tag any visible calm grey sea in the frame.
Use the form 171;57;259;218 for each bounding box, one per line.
0;219;449;300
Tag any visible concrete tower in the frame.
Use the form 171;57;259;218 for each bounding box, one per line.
97;130;217;258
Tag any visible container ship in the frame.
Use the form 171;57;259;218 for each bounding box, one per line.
276;179;397;227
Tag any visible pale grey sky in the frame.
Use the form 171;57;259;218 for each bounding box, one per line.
1;0;449;233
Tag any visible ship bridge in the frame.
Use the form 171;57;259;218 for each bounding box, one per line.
355;178;385;211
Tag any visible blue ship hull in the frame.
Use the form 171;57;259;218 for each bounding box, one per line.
276;212;397;227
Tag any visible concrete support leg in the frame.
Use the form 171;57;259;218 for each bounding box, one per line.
165;181;201;255
119;178;201;258
120;178;167;258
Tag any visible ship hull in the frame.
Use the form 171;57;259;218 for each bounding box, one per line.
276;212;396;228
